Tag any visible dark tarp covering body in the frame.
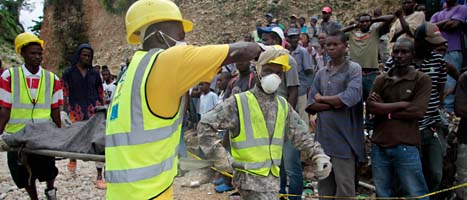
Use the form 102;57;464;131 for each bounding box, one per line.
3;108;106;155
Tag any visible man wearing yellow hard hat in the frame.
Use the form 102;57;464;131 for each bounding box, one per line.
198;46;332;199
0;32;63;200
105;0;289;199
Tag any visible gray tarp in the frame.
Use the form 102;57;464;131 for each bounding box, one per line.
3;108;106;155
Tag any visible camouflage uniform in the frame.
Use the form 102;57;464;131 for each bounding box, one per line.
198;86;325;200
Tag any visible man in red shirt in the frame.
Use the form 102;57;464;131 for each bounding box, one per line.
0;32;63;200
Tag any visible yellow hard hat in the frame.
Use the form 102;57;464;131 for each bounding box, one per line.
268;45;291;71
125;0;193;44
14;32;44;54
268;54;291;71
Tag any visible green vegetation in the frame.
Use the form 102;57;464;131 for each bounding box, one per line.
29;16;42;35
0;0;26;68
0;0;25;43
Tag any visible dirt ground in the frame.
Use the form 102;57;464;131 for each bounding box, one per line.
0;152;380;199
0;153;234;200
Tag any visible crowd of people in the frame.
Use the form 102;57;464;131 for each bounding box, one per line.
193;0;467;199
0;0;466;199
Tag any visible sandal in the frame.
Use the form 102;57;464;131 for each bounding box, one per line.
96;179;106;189
215;183;234;193
67;161;77;172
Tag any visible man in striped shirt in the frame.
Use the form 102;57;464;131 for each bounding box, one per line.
385;23;447;193
0;33;63;200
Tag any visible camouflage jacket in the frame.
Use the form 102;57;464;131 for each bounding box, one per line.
197;86;325;191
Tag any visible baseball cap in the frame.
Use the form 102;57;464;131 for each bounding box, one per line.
290;14;298;19
415;22;446;45
287;28;300;36
322;6;332;13
265;13;273;17
311;16;318;21
257;26;285;41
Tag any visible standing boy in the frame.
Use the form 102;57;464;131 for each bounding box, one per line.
226;61;256;97
198;82;219;118
216;72;232;103
102;67;116;106
306;31;366;199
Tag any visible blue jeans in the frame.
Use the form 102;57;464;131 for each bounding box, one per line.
371;144;429;199
444;51;463;112
279;139;303;200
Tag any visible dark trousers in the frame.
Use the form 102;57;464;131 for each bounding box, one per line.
362;69;379;130
421;124;446;195
318;156;356;200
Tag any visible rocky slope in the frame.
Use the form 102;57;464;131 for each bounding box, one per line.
39;0;400;74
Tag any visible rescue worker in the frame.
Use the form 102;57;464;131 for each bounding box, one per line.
198;51;332;199
105;0;288;199
0;32;63;200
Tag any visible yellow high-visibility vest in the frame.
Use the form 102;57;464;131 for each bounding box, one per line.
105;49;184;200
6;67;54;134
231;91;288;177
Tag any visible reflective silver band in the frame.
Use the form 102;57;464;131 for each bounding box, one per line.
232;138;283;149
8;118;50;124
106;116;182;147
232;159;281;170
106;149;177;183
11;67;52;109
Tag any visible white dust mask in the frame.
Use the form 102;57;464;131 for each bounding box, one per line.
260;74;282;94
142;31;187;48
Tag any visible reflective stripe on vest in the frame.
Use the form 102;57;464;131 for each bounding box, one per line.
106;116;182;147
105;48;185;200
231;91;288;177
105;153;176;183
6;67;53;134
232;159;282;170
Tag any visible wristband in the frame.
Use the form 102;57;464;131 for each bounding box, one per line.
388;113;392;120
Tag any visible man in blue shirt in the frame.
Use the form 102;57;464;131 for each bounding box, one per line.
306;31;365;198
